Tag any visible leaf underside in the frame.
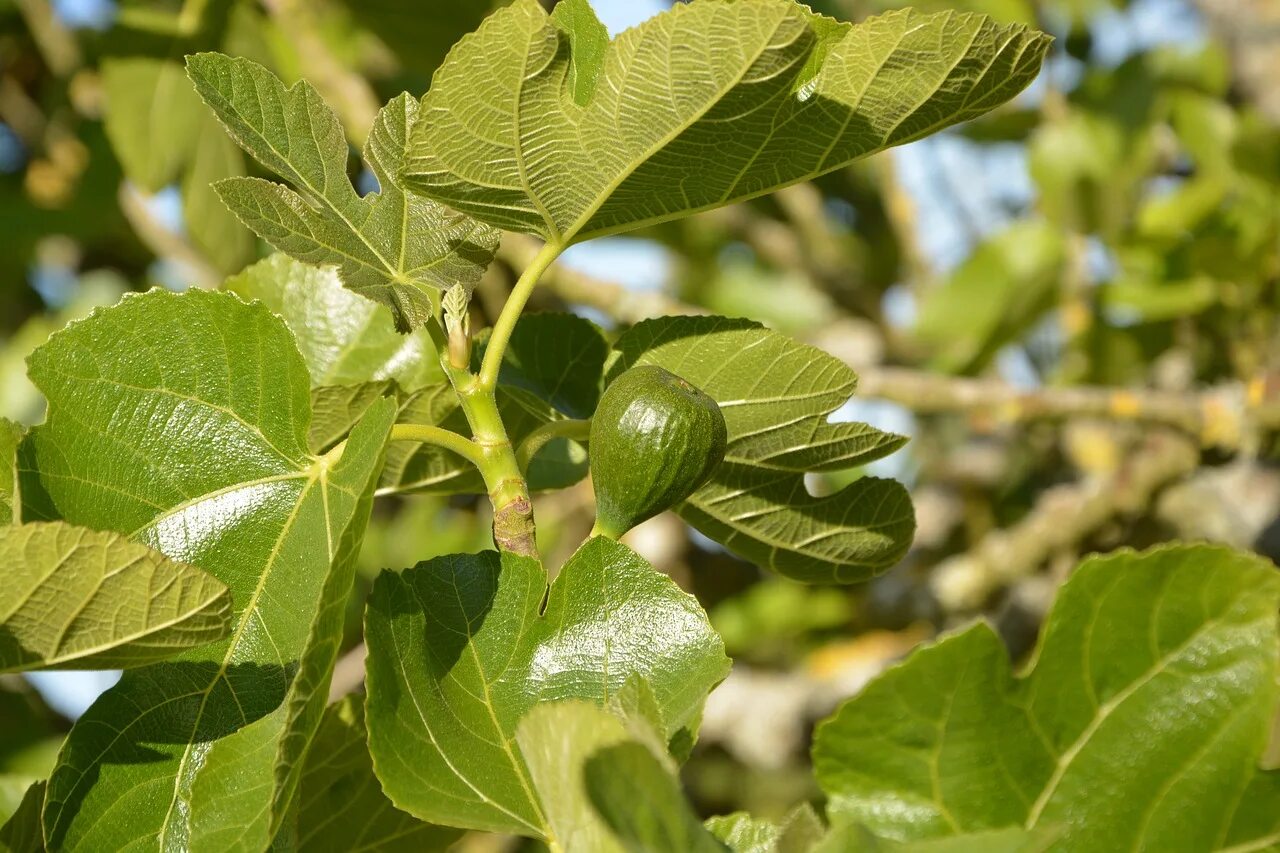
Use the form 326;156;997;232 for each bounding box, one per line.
187;54;499;331
404;0;1051;244
0;522;231;673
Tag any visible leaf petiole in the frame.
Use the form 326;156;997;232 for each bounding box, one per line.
515;418;591;471
478;240;563;391
388;424;485;467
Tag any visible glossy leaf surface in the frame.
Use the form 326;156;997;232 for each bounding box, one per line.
364;536;729;839
26;290;395;852
813;544;1280;851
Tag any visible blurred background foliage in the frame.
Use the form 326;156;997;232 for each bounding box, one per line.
1;0;1278;844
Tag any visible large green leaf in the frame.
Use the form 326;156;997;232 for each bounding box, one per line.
0;420;21;525
612;316;913;583
25;289;395;852
403;0;1050;243
812;544;1280;850
0;522;230;673
295;697;458;852
188;54;500;331
223;254;442;391
364;536;729;839
517;700;726;853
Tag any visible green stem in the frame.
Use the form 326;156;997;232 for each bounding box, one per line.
388;424;484;467
516;418;591;471
455;385;539;558
479;240;562;390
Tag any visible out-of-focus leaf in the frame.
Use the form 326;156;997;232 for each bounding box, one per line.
101;58;252;275
813;544;1280;850
294;697;459;853
335;0;501;77
183;117;255;273
27;290;395;851
0;780;43;853
102;59;205;191
812;824;1055;853
612;316;912;583
405;0;1049;243
914;221;1065;374
1105;277;1217;323
188;54;500;331
706;804;825;853
364;537;729;839
0;522;231;673
0;421;20;526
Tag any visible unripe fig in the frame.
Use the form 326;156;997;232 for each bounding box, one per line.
589;365;727;539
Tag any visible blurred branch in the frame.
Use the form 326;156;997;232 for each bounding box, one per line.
260;0;380;146
16;0;81;77
1195;0;1280;122
874;153;932;283
523;247;1280;447
858;368;1280;449
118;183;221;287
931;429;1200;612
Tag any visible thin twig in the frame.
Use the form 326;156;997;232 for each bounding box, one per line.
931;429;1200;611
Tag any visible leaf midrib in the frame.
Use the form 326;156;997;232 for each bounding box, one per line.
154;459;332;848
568;24;1044;243
1024;603;1247;827
559;5;800;245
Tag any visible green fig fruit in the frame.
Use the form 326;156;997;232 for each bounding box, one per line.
590;365;727;539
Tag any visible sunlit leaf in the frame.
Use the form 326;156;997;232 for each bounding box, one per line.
405;0;1050;243
0;420;21;526
813;544;1280;850
26;290;395;851
364;536;729;839
188;54;500;331
224;254;443;391
517;700;725;852
706;805;825;853
0;522;230;673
